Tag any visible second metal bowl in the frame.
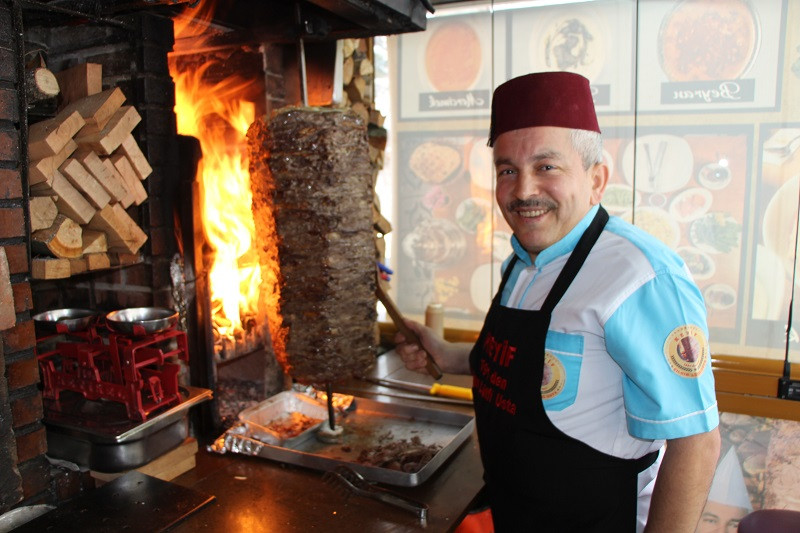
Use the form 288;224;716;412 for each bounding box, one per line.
106;307;178;336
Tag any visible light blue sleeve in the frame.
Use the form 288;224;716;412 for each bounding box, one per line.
605;271;719;440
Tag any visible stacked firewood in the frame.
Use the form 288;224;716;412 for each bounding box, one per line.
339;38;391;268
27;63;150;279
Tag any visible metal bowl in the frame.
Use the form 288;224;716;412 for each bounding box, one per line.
33;308;97;333
106;307;179;336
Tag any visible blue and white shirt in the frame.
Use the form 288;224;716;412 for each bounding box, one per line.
500;204;719;460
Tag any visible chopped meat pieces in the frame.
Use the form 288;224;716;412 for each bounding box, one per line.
266;411;322;439
356;435;442;473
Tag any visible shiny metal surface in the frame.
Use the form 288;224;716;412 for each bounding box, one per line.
105;307;179;335
33;308;97;333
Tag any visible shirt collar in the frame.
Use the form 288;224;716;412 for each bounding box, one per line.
510;205;600;268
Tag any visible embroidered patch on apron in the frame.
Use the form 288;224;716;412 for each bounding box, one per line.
663;324;708;377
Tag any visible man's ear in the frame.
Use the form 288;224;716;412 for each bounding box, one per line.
590;162;610;206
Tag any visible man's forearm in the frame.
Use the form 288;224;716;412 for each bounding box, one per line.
645;428;721;532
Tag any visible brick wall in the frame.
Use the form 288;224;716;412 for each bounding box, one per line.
0;0;47;512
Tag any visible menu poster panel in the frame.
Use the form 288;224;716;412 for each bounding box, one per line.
397;12;495;121
394;130;509;319
507;0;636;113
603;126;752;345
748;124;800;351
637;0;786;112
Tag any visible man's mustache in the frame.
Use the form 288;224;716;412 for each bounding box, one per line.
507;198;557;211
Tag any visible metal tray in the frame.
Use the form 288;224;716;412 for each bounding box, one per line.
43;386;212;472
220;396;474;487
237;390;327;447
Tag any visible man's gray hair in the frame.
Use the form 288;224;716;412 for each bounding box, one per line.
570;129;603;170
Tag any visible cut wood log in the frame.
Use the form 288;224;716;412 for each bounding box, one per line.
31;214;83;258
28;110;86;160
25;67;60;104
84;252;110;271
118;135;152;180
345;76;367;104
109;154;148;205
55;63;102;106
350;101;369;124
73;148;129;204
29;196;58;231
61;87;125;134
59;158;111;210
75;105;141;155
30;169;96;225
373;204;392;234
359;57;374;76
109;252;141;266
69;257;87;275
31;257;70;279
342;39;358;58
0;247;15;330
81;230;107;254
86;204;147;254
342;56;354;86
29;138;77;185
101;158;135;208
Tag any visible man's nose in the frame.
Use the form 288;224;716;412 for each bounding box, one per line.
513;171;540;199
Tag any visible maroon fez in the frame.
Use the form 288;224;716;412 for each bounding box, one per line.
488;71;600;146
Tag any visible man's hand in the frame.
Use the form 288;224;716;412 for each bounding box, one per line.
645;428;721;532
394;319;472;375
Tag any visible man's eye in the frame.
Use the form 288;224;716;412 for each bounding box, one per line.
540;164;556;171
498;168;516;176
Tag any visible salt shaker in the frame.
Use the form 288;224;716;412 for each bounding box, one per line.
425;303;444;339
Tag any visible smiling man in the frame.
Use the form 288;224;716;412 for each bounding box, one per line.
396;72;720;532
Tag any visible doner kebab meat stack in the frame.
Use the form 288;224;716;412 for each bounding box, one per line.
248;107;377;385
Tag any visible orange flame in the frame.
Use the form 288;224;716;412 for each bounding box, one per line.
169;4;262;351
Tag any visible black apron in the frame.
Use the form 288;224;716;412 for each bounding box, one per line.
469;207;658;532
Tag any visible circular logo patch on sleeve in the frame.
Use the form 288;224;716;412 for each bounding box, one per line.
541;351;566;399
663;324;708;377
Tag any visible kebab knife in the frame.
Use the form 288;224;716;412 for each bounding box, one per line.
375;272;443;379
363;376;473;401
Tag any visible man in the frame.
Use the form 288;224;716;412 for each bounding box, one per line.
396;72;720;532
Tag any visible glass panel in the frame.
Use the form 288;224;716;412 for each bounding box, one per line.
378;0;800;362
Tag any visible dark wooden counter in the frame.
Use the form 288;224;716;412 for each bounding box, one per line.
169;351;485;532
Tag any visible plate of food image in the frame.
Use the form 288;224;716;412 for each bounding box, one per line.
409;141;462;184
669;187;713;222
689;212;742;254
535;13;606;81
456;197;492;234
676;246;716;281
468;138;494;191
625;207;681;248
698;162;733;191
424;19;483;92
658;0;760;82
762;176;800;279
703;283;737;310
602;183;640;214
621;134;694;194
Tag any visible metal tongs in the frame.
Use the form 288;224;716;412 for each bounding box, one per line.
323;465;429;524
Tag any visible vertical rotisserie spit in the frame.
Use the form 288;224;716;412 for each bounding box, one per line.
247;106;377;387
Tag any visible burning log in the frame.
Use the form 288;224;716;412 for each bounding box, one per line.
248;107;377;385
27;63;152;279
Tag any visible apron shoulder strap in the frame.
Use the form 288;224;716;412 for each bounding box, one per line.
541;207;609;313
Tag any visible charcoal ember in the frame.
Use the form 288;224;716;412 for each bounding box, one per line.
248;107;377;385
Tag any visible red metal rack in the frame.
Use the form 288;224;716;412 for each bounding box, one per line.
36;322;189;421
